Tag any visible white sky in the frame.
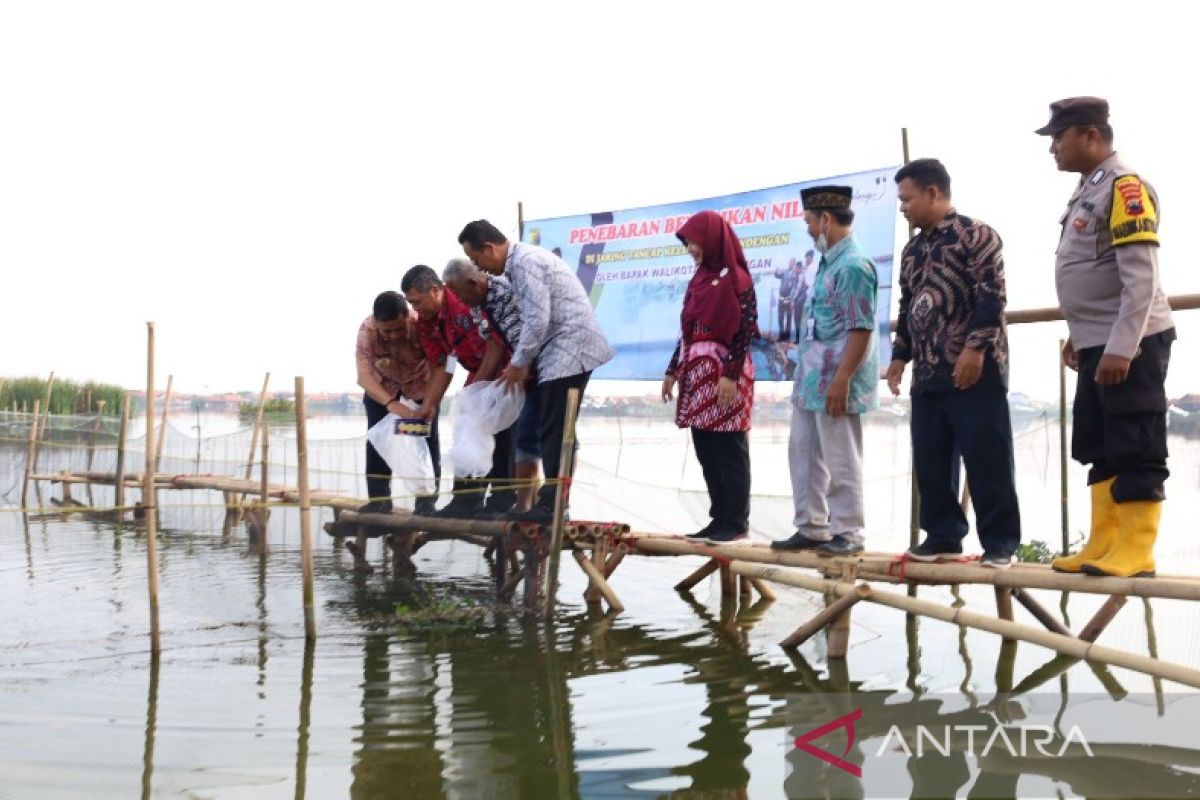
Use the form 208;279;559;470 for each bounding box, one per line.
3;1;1197;400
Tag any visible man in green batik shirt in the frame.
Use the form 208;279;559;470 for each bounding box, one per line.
773;185;879;556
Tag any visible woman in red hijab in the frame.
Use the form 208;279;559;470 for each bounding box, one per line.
662;210;758;542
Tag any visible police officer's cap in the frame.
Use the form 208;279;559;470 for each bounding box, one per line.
1035;96;1110;136
800;185;853;212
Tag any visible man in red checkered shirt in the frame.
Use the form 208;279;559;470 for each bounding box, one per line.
401;264;514;518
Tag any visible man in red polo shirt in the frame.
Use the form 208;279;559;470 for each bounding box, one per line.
401;264;515;518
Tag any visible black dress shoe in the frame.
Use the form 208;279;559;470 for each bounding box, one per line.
771;531;823;551
686;522;717;540
412;498;437;516
818;535;865;556
430;500;482;519
358;500;393;515
705;528;748;543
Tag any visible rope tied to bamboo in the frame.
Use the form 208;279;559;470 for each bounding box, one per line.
885;551;980;581
636;532;735;566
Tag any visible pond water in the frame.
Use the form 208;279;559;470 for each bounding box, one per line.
2;411;1200;798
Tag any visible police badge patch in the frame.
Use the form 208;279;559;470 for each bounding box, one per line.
1109;175;1159;246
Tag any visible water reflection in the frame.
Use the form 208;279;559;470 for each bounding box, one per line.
141;651;160;800
783;638;1200;799
324;575;1200;800
6;432;1200;799
21;511;34;579
296;637;315;800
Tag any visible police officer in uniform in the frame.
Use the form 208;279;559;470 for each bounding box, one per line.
1039;97;1175;578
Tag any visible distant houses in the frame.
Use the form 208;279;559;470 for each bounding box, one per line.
109;388;1200;436
125;390;357;415
1174;394;1200;413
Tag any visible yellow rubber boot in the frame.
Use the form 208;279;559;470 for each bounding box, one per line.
1081;500;1161;578
1052;477;1117;573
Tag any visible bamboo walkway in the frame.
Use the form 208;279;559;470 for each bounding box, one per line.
27;464;1200;691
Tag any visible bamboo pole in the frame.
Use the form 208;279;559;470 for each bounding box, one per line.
900;128;920;551
115;394;131;514
780;590;862;649
86;400;106;472
236;373;270;509
749;577;777;602
140;651;160;800
603;546;626;579
20;399;41;510
623;534;1200;601
295;637;315;800
584;539;605;605
888;293;1200;332
295;377;316;640
1059;338;1071;554
245;373;271;482
1078;595;1127;643
1089;659;1129;701
571;550;624;613
153;374;173;474
543;387;580;620
84;402;103;503
540;630;575;800
388;531;417;578
523;540;539;609
259;420;270;511
143;323;162;654
1010;586;1072;637
1144;597;1165;715
826;596;853;658
675;558;721;592
401;530;492;549
827;563;859;657
995;586;1014;622
720;564;737;597
334;510;515;538
257;421;270;551
730;560;1200;690
491;534;508;591
38;371;55;445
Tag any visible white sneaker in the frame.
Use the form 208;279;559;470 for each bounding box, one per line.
980;553;1012;570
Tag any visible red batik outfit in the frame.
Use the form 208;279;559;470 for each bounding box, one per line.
667;213;758;431
666;210;759;537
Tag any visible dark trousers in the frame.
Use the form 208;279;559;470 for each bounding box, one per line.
532;371;591;508
778;303;794;341
515;378;542;462
364;395;441;503
484;424;516;506
1074;329;1174;501
691;428;751;534
911;386;1020;556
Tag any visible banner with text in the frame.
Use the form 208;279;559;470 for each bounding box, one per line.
523;167;899;381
